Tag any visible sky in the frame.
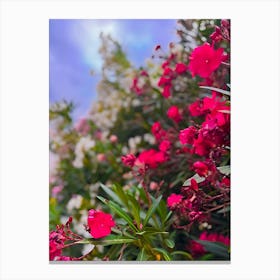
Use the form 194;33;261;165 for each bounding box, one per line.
49;19;178;120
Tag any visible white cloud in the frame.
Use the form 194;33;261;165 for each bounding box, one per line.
69;20;122;71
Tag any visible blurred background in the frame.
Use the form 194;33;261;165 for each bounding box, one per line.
49;19;178;120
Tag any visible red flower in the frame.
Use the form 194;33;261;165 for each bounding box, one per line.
151;121;161;135
190;179;199;191
158;76;171;87
189;43;225;78
159;140;171;152
167;105;182;123
121;154;136;167
167;193;183;208
151;122;166;141
162;84;171;98
189;100;204;117
138;149;166;168
193;161;209;177
163;67;173;76
221;177;230;188
179;126;197;145
175;62;188;74
87;209;115;239
49;231;66;260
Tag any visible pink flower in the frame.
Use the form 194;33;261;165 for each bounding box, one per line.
97;153;106;162
162;84;171;98
51;185;63;198
189;43;225;78
149;181;159;191
138;149;166;169
121;154;136;167
175;62;188;74
151;122;166;141
49;231;66;260
87;209;115;239
189;100;204;117
131;77;144;95
193;161;209;177
167;105;182;123
159;140;171;152
109;135;118;143
151;121;161;135
221;177;230;188
167;193;183;208
190;179;199;191
158;76;171;87
163;67;173;76
179;126;197;145
75;118;91;135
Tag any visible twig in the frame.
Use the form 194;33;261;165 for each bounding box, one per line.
118;244;127;261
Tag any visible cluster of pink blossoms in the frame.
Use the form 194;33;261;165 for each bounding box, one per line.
49;217;79;261
50;211;115;261
122;20;230;250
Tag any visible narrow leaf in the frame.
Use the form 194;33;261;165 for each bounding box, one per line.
153;248;172;261
196;240;230;259
200;86;230;96
143;195;162;227
100;183;122;205
171;251;193;260
136;248;148;261
113;184;129;208
183;173;205;186
217;165;231;176
127;193;141;227
164;239;175;249
97;196;138;232
77;235;136;246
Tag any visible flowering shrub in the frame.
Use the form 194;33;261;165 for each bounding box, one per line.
49;19;230;261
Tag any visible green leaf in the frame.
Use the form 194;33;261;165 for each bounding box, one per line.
97;196;138;232
113;183;129;208
100;183;122;205
196;240;230;259
200;86;230;96
143;195;162;227
164;239;175;249
127;193;141;227
136;230;168;236
136;248;148;261
199;253;214;260
163;211;173;224
78;235;136;246
153;248;172;261
157;200;168;223
217;165;230;176
171;251;193;260
183;173;205;186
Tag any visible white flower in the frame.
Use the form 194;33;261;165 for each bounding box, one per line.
143;133;156;145
66;194;83;212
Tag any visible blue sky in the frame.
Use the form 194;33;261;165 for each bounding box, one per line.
49;19;178;120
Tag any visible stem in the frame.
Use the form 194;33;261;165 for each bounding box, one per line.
62;240;82;249
118;244;127;261
206;202;230;213
141;179;152;207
